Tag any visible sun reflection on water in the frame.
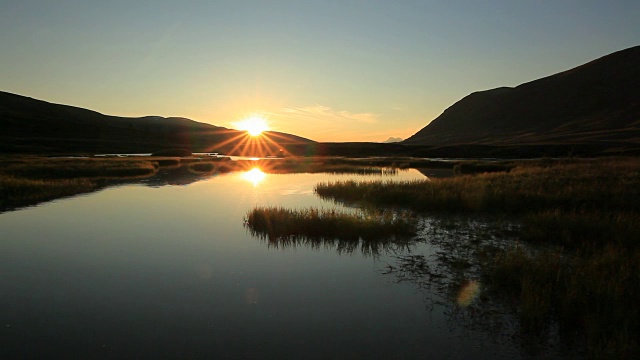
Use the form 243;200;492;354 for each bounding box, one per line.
242;168;267;186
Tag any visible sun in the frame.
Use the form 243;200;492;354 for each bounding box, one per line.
234;116;269;136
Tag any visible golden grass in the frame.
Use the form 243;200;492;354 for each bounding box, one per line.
314;157;640;357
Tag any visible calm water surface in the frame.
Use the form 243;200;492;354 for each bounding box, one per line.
2;168;523;359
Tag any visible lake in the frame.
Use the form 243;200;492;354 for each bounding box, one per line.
2;166;528;359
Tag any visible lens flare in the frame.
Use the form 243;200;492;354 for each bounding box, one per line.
233;116;269;136
242;168;266;186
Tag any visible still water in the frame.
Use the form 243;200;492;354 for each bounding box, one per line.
2;168;523;359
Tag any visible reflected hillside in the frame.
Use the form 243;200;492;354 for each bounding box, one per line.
0;155;425;213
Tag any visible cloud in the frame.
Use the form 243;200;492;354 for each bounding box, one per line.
383;137;404;143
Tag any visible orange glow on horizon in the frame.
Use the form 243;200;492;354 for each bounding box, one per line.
202;123;300;158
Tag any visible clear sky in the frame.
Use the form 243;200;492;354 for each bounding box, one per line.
2;1;639;142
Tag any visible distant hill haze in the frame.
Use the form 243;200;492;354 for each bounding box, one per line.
403;45;640;146
0;91;314;155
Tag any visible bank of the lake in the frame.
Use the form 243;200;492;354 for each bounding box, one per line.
309;157;640;358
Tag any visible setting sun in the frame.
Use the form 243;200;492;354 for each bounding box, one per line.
234;116;269;136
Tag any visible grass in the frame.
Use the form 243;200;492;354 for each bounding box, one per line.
0;175;97;209
1;157;159;179
315;158;640;214
486;246;640;358
0;155;411;211
0;156;240;210
245;206;417;254
313;157;640;358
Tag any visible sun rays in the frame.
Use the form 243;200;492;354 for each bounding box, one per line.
201;127;302;158
233;116;269;136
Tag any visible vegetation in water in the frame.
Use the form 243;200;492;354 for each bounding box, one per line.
315;158;640;214
245;206;417;255
311;157;640;358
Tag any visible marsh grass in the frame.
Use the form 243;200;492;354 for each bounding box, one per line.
521;210;640;248
315;158;640;214
245;206;417;254
0;175;96;209
453;161;515;175
315;157;640;358
487;246;640;358
2;158;159;179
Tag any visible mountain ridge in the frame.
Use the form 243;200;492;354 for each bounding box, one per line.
403;45;640;146
0;91;314;155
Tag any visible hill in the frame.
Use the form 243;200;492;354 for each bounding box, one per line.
0;91;314;155
403;46;640;147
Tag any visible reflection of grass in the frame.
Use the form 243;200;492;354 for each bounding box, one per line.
315;157;640;357
245;206;416;254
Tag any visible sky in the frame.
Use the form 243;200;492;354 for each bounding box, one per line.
1;1;639;142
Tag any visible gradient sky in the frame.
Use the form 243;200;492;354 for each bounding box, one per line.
2;1;639;142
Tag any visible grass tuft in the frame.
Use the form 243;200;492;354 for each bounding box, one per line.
245;206;416;243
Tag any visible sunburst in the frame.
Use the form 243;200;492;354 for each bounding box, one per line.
233;116;269;136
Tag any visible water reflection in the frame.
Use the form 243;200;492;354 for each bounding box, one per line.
241;167;266;186
456;280;481;307
1;165;539;359
250;230;414;257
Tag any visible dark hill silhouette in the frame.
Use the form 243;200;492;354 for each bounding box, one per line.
0;91;314;155
403;45;640;146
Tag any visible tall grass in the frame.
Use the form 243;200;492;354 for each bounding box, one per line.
487;246;639;358
0;175;96;209
314;157;640;358
0;157;160;211
2;158;158;179
245;206;416;255
316;159;640;214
